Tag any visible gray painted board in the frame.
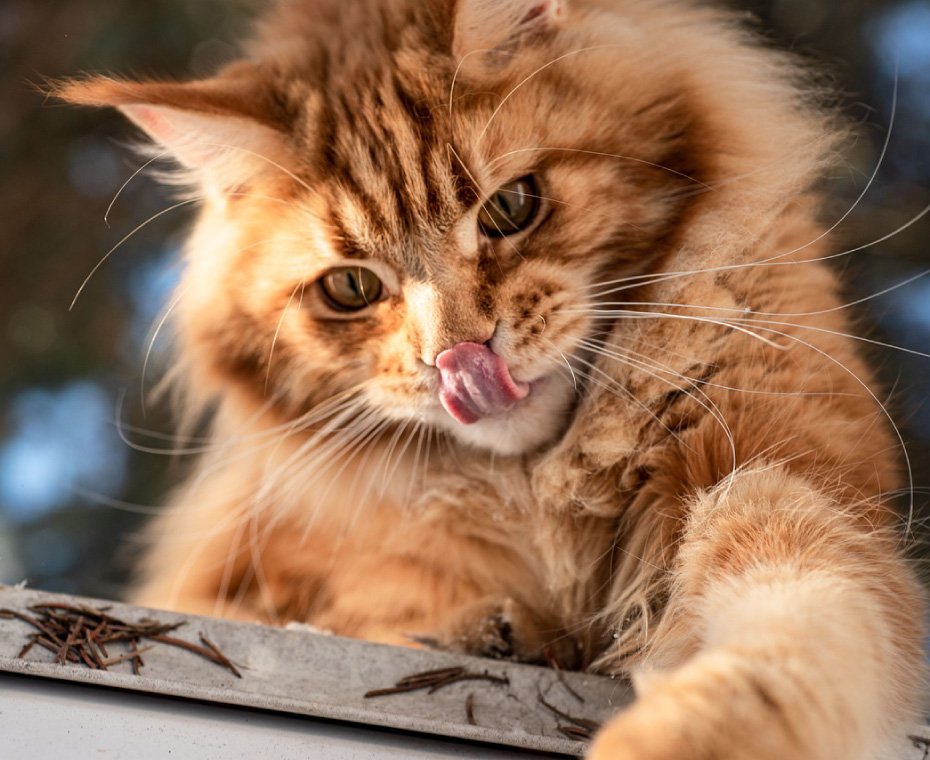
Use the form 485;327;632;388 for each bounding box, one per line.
0;587;631;756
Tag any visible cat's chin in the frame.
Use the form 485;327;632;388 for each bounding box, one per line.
428;372;578;456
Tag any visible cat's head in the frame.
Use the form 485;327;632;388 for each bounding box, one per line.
57;0;835;457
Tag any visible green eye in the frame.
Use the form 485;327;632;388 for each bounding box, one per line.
319;266;383;311
477;175;540;238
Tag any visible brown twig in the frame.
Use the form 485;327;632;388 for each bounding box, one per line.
102;645;156;668
147;633;242;678
543;644;585;704
558;725;595;741
199;633;242;678
427;673;510;694
128;638;142;676
57;615;83;665
364;665;509;699
1;601;239;679
537;693;601;735
16;639;35;659
465;692;477;726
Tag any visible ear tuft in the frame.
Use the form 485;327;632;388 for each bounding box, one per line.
453;0;566;63
53;75;292;193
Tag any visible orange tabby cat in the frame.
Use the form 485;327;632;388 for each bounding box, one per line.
59;0;926;756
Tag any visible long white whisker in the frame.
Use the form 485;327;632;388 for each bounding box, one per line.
448;47;496;120
105;152;170;227
588;268;930;321
213;517;250;620
447;143;524;263
71;198;199;311
141;292;183;414
489;146;709;188
577;337;857;399
265;281;305;394
588;196;930;301
576;341;737;466
578;305;930;361
579;309;916;533
379;417;413;499
204;142;316;196
539;336;578;391
568;306;788;350
476;45;618;145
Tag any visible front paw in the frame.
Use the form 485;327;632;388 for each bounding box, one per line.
587;654;812;760
587;708;691;760
430;597;582;668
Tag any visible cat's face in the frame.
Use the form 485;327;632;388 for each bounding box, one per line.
57;0;712;456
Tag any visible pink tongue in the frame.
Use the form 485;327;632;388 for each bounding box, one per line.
436;342;530;425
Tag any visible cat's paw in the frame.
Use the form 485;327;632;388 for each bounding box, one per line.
586;709;691;760
587;653;805;760
429;597;581;668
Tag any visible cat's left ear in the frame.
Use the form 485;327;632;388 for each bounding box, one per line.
452;0;567;65
52;70;292;192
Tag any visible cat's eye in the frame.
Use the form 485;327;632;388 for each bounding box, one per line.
319;267;384;312
477;175;540;238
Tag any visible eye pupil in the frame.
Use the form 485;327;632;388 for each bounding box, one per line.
477;175;540;238
319;266;383;312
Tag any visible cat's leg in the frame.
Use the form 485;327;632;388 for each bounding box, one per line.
589;467;925;760
130;491;268;622
130;459;320;622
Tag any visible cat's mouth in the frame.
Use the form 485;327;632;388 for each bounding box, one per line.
422;340;584;455
435;342;531;425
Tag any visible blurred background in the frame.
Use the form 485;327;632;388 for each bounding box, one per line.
0;0;928;601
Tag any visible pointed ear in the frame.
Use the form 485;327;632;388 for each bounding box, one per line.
452;0;567;65
53;74;292;192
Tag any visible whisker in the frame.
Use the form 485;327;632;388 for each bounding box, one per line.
488;146;709;188
575;307;916;533
105;151;170;227
141;292;183;415
588;268;930;321
73;191;299;311
448;48;497;120
577;337;858;400
540;336;578;392
70;487;164;516
379;417;414;500
576;340;738;468
476;45;620;145
71;198;199;311
213;517;250;620
204;142;316;196
265;280;305;394
447;143;524;263
587;197;930;301
580;303;930;361
568;306;788;350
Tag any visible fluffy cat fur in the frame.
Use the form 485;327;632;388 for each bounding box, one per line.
58;0;926;757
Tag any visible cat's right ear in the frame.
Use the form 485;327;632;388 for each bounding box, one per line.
451;0;567;69
51;73;292;193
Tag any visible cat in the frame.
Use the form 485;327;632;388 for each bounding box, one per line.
57;0;926;757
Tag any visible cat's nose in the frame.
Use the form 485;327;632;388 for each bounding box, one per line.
421;331;495;366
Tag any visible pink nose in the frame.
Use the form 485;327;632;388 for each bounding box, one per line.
435;342;530;425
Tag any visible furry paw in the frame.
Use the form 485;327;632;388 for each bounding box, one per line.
429;597;582;668
587;652;814;760
587;710;692;760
